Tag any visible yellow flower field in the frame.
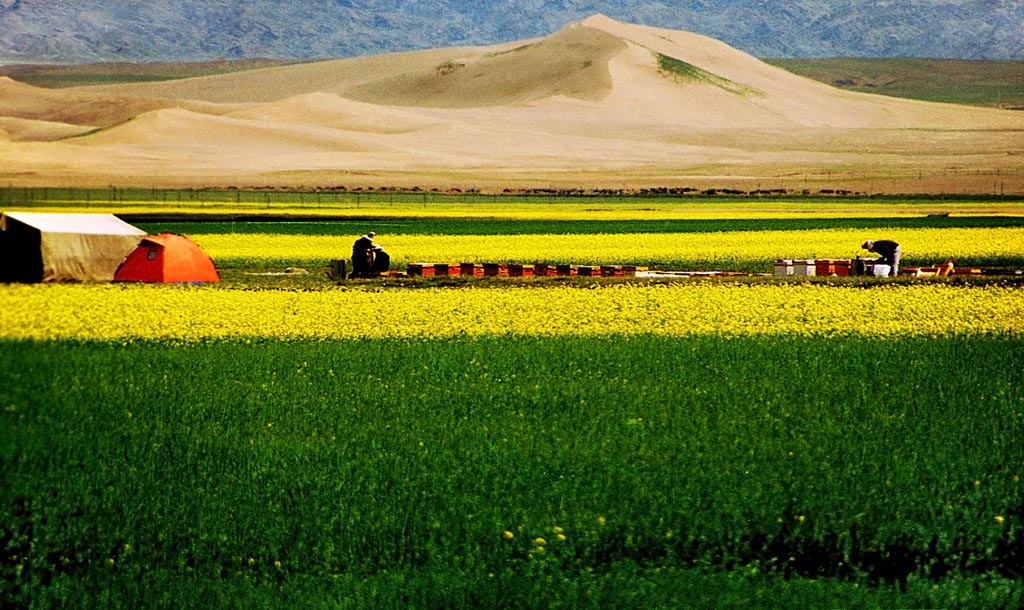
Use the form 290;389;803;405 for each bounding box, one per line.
2;283;1020;341
193;227;1024;270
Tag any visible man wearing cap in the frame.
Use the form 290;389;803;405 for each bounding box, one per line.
351;231;376;278
861;239;900;277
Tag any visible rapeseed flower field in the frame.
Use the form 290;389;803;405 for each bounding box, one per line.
192;227;1024;270
2;283;1021;341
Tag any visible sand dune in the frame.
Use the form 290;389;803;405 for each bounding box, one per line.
81;107;388;154
1;15;1022;193
0;116;96;141
343;24;625;108
0;76;238;129
225;92;441;134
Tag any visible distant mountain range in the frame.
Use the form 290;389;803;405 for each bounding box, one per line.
1;0;1022;64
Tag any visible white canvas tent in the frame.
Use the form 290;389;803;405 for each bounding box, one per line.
0;212;146;282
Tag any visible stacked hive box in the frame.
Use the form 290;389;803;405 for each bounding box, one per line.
774;259;852;277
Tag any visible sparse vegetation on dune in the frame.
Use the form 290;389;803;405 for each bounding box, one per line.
655;52;760;96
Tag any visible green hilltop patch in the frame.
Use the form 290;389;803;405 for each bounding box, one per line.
655;52;761;97
767;58;1024;109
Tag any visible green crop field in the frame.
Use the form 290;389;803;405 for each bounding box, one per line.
2;193;1024;608
2;336;1022;609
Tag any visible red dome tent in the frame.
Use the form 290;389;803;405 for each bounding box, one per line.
114;233;219;283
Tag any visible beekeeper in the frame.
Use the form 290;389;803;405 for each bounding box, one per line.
351;231;376;278
861;239;900;277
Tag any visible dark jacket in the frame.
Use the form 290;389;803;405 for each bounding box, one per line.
352;236;375;274
871;240;900;265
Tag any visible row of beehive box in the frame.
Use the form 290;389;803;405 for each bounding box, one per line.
773;259;852;277
773;259;983;278
406;263;648;277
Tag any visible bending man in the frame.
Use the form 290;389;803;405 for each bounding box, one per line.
351;231;376;278
861;239;900;277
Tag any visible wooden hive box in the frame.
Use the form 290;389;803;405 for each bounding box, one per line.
508;264;534;277
460;263;484;277
407;263;435;276
533;264;558;276
483;263;509;277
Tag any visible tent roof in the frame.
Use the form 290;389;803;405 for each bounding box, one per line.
1;212;145;236
137;234;175;248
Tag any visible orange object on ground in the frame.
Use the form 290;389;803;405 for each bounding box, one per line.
114;233;219;283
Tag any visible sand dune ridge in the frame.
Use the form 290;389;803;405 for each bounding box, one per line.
1;15;1022;193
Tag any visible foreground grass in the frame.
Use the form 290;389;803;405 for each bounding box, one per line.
2;335;1022;608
